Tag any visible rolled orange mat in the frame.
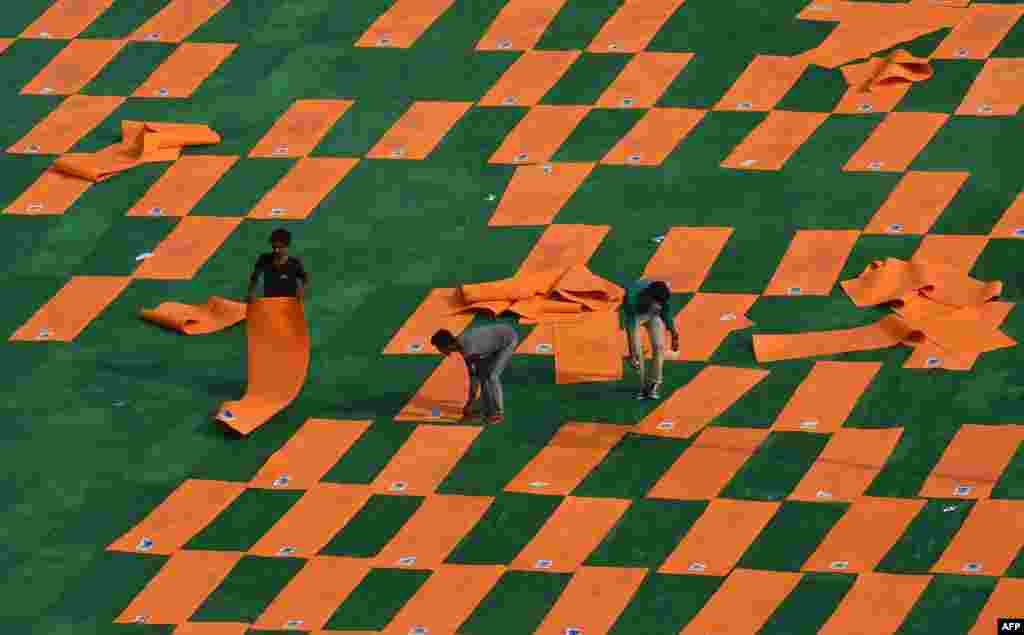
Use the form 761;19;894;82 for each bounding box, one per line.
140;296;247;335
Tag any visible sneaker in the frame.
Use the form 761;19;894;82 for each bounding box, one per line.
647;384;662;399
635;390;651;400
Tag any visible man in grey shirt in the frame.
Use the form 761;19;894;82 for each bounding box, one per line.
431;323;519;424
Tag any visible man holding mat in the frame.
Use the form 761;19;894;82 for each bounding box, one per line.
432;323;519;424
622;280;678;400
247;228;310;303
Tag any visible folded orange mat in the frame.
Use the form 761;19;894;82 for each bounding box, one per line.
841;49;932;93
140;296;247;335
53;120;221;182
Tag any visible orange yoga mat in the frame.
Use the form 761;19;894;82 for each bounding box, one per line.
372;495;494;569
659;499;780;576
517;322;557;355
671;293;758;361
991;189;1024;238
771;361;881;433
840;49;932;93
215;298;310;435
764;229;860;296
479;50;581;107
904;301;1015;370
587;0;687;53
752;315;919;362
380;564;505;635
252;556;370;632
679;569;803;635
172;623;248;635
911;233;989;273
128;155;238;217
597;52;693;108
841;257;999;308
367;101;472;160
130;0;232;43
636;365;770;438
248;484;371;558
8;94;124;155
641;226;733;293
554;312;624;384
602;107;706;166
803;497;925;573
21;39;126;96
817;572;932;635
249;419;370;489
532;566;648;635
20;0;115;39
133;43;237;98
904;304;1016;354
919;424;1024;499
355;0;457;48
384;288;474;355
107;479;245;555
843;112;949;172
10;275;131;342
133;216;241;280
249;100;353;158
0;38;11;55
833;77;911;114
648;427;767;500
931;4;1024;60
721;110;829;171
714;56;809;112
489;105;591;164
248;157;359;220
789;427;903;502
488;161;595;226
139;296;246;335
3;167;93;215
395;354;471;422
957;58;1024;117
967;578;1024;635
115;550;242;625
369;425;480;496
932;499;1024;576
864;171;968;235
517;224;610;275
509;496;630;573
505;422;626;495
475;0;568;51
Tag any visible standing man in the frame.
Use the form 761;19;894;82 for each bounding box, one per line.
431;323;519;424
621;280;678;399
247;228;309;303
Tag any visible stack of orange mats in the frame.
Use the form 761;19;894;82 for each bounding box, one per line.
139;296;247;335
841;49;933;93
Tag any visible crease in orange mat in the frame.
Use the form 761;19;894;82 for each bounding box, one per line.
133;216;241;279
249;100;354;158
713;56;809;111
488;162;595;226
532;566;648;635
919;424;1024;499
789;427;904;502
554;312;624;384
904;301;1015;370
380;564;505;635
721;110;830;171
843;111;949;172
21;39;126;96
660;499;781;576
679;569;803;635
596;52;693;108
476;0;569;51
509;496;631;573
932;499;1024;576
840;49;932;94
505;422;626;495
931;4;1024;60
129;0;232;42
20;0;115;39
587;0;687;53
489;105;591;164
133;42;237;98
172;624;249;635
8;94;125;155
479;50;581;107
53;120;222;182
764;229;861;296
4;166;94;215
864;171;968;235
253;556;371;632
248;484;372;558
248;157;360;220
128;155;238;217
355;0;457;48
517;224;610;275
369;425;481;496
372;495;494;569
967;578;1024;635
771;361;881;433
10;275;131;342
817;572;932;635
601;107;706;166
249;419;371;489
367;101;472;160
670;293;758;361
107;479;245;555
802;496;926;573
115;550;242;625
140;296;246;335
648;427;768;500
957;58;1024;117
395;354;471;422
641;226;733;293
384;288;475;355
636;365;770;438
215;297;310;435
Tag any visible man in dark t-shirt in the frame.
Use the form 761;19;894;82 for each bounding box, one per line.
247;228;310;302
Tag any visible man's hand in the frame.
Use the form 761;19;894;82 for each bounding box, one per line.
670;333;679;352
628;354;642;370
